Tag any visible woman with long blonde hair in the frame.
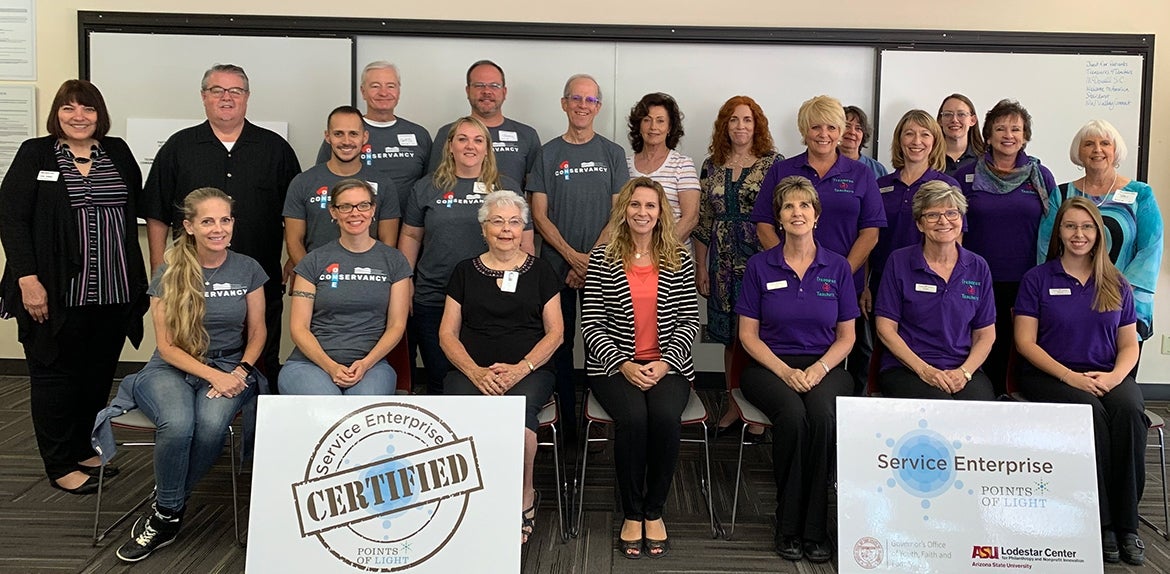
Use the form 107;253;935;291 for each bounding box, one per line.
1014;197;1145;565
115;188;268;562
581;176;699;559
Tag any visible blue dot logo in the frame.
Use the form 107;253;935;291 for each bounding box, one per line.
889;428;956;498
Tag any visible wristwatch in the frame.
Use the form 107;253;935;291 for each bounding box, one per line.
237;361;256;375
959;366;973;382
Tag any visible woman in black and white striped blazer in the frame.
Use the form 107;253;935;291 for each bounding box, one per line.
582;176;700;559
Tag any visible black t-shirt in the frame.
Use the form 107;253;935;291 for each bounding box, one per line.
446;255;560;369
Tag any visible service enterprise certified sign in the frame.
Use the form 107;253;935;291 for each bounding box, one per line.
837;397;1102;573
247;396;523;572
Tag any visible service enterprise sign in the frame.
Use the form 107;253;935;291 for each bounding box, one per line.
246;396;523;572
838;397;1102;573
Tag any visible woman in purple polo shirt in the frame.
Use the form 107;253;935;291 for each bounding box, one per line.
737;176;858;564
874;181;996;400
954;99;1056;395
1014;197;1146;566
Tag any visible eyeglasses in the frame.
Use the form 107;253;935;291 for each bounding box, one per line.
486;217;525;229
565;94;601;106
1061;222;1098;233
471;82;504;91
203;86;249;98
921;209;962;223
939;111;972;120
332;201;374;213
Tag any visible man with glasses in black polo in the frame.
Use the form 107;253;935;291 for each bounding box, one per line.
427;60;541;187
142;63;300;382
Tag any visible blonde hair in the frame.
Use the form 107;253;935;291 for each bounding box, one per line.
890;110;946;172
604;177;683;272
432;116;502;193
1069;119;1127;168
161;188;233;361
796;95;846;142
1046;197;1123;312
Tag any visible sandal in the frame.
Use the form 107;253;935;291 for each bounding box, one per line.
521;490;540;545
645;537;670;558
619;537;643;559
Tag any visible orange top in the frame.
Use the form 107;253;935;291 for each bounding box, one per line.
627;264;660;361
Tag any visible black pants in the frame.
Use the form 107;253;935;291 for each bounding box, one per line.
445;369;555;432
260;281;284;390
589;370;689;521
410;303;450;395
554;286;581;444
1020;369;1147;531
740;355;852;542
878;366;996;401
846;311;874;396
982;281;1018;397
26;304;129;480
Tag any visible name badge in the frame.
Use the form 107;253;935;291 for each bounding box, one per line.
397;134;418;146
915;283;938;293
498;130;518;142
879;185;894;194
1048;288;1072;296
965;174;975;183
1112;190;1137;204
766;280;787;290
473;182;488;195
501;271;519;293
37;170;60;181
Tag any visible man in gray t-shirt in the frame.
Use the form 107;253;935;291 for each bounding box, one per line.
528;73;628;441
315;62;431;215
427;60;541;188
288;106;400;259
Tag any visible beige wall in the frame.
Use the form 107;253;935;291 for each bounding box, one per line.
7;1;1170;380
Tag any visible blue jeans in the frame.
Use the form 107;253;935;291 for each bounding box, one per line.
278;359;397;395
132;355;255;511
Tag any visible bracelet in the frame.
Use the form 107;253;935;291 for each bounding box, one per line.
231;370;247;382
818;360;830;374
1059;368;1070;383
525;359;536;373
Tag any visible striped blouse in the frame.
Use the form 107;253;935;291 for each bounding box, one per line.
581;245;700;381
56;142;131;307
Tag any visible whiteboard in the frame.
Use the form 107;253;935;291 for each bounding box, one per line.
358;36;873;162
88;32;353;171
878;50;1143;184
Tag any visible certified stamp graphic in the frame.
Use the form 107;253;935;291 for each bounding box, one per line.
854;537;884;569
291;402;484;571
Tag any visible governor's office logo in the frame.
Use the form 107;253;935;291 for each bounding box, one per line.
291;402;484;571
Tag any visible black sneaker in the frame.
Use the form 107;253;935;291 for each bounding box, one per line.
116;509;181;562
1102;529;1120;563
776;535;803;561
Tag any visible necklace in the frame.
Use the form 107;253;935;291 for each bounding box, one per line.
633;250;651;259
1082;172;1117;204
727;152;755;168
202;257;228;286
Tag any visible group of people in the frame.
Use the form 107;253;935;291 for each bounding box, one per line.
0;56;1161;567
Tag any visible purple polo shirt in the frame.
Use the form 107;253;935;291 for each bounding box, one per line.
874;244;996;372
750;152;885;294
954;153;1056;282
736;241;859;356
871;169;961;288
1015;259;1136;372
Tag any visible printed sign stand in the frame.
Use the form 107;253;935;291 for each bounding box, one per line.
246;396;523;572
837;397;1103;573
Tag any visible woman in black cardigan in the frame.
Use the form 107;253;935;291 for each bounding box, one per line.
581;176;700;559
0;80;149;494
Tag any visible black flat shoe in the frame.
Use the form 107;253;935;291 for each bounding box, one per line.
776;535;803;561
708;419;743;439
619;537;642;559
1102;529;1120;563
78;464;119;479
50;475;100;495
804;539;832;563
1120;532;1145;566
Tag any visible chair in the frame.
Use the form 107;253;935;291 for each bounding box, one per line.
725;340;774;539
388;335;412;394
866;338;886;397
92;409;242;547
535;394;569;542
570;388;718;539
1004;359;1169;540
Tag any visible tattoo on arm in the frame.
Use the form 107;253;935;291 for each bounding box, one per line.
290;290;316;299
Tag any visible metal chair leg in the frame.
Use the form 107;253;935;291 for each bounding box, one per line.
573;419;593;538
727;423;748;540
1140;423;1169;540
550;423;567;542
229;426;243;547
699;421;720;538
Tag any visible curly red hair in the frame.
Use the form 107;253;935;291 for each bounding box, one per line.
707;95;775;166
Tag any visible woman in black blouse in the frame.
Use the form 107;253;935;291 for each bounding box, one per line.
0;80;148;493
439;189;562;545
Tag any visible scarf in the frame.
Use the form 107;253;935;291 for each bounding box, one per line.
973;153;1049;215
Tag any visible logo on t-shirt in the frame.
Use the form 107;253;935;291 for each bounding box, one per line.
433;192;486;209
442;191;455;208
492;141;520;154
815;277;838;299
205;282;248;298
558;160;570;180
1021;183;1037;195
361;144;374;166
326;263;340;288
832;178;855;194
961;279;982;301
315;186;330;209
318;264;391;287
554;160;610;180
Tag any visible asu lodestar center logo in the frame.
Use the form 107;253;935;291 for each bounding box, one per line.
291;403;484;571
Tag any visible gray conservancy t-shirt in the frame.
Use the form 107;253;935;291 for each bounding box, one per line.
427;118;541;188
289;241;412;365
527;134;628;279
282;163;400;253
404;175;525;307
316;117;432;215
148;251;269;353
